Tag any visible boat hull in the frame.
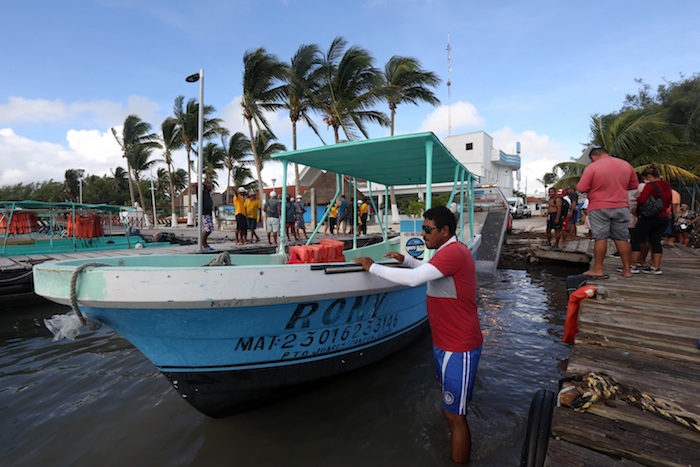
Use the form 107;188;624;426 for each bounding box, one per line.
163;317;428;417
35;254;428;416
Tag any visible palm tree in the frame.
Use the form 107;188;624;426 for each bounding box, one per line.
590;109;700;183
537;172;559;193
317;37;389;143
172;96;228;220
551;162;587;189
111;115;159;207
128;143;159;217
382;55;441;223
252;130;287;177
63;169;80;202
201;142;227;187
283;43;326;195
160;117;183;225
223;132;252;202
241;47;288;205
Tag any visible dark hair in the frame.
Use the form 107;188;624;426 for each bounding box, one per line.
589;147;607;159
641;162;661;179
424;206;456;236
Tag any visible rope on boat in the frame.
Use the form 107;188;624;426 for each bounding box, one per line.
206;251;231;266
0;269;34;283
563;371;700;433
69;262;112;329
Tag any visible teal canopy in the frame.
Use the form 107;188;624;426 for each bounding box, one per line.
272;132;474;187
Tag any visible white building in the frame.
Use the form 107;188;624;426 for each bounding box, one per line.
442;131;521;197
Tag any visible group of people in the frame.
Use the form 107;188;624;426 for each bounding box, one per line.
203;188;376;248
574;146;696;277
545;185;580;248
262;191;308;246
324;195;370;236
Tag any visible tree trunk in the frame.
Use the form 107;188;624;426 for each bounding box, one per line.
247;119;267;229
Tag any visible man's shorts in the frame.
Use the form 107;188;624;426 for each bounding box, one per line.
433;345;482;415
588;208;630;241
266;217;280;233
547;213;557;231
202;214;214;233
236;213;247;232
247;217;257;230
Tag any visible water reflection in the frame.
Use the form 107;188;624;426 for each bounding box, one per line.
0;265;580;466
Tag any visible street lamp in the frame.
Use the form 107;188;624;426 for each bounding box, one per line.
186;69;204;251
74;168;85;204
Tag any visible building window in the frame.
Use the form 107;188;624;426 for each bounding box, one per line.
465;143;473;150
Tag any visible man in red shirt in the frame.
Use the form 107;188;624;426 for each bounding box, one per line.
576;147;638;277
354;206;481;464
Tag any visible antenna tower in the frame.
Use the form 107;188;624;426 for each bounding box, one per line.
447;33;452;136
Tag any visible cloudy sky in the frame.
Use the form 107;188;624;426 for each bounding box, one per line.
1;0;698;196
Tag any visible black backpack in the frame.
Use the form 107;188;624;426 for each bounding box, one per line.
638;183;664;218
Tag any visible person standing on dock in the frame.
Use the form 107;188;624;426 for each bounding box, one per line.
631;164;672;274
566;186;579;240
545;187;558;246
244;192;261;243
577;147;638;278
233;187;248;245
353;206;482;464
201;182;214;252
264;191;281;245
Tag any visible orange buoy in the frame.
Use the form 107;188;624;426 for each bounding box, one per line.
562;285;597;344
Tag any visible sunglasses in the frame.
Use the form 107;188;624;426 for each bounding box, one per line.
422;225;439;234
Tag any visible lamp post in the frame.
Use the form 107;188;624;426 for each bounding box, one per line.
186;69;204;251
150;176;158;229
75;168;85;204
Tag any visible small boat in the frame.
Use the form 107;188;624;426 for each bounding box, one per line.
0;201;166;296
34;132;481;417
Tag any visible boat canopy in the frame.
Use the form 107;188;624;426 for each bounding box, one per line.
272;132;472;187
0;200;125;213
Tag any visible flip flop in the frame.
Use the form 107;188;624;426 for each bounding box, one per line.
584;274;609;280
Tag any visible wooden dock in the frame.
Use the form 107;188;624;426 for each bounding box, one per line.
546;245;700;466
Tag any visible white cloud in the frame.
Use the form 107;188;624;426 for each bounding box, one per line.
0;127;129;187
0;96;160;128
491;127;568;196
419;101;484;134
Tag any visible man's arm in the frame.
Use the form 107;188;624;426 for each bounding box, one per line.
354;256;443;287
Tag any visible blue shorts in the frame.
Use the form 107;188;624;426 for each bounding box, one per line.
433;345;481;415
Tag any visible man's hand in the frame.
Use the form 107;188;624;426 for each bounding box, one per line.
353;257;374;271
383;251;405;263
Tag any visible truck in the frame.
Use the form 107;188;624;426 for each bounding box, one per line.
506;197;526;219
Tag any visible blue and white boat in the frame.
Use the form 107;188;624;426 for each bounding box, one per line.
34;132;480;417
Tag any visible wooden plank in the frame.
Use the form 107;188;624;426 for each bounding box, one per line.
551;408;699;466
547;245;700;466
545;438;642;466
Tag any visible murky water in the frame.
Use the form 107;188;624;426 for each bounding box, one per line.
0;264;579;466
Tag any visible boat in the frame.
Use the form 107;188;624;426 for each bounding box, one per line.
34;132;481;417
0;200;167;296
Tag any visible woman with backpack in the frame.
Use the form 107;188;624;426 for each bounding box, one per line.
630;163;672;274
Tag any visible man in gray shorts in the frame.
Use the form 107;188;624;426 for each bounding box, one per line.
576;147;639;278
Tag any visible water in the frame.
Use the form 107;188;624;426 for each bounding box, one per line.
0;265;579;466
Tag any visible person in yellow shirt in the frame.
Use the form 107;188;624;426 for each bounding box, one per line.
233;187;247;245
358;198;369;235
244;192;261;243
329;201;339;236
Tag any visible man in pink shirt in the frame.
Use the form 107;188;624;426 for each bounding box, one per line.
577;147;639;278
